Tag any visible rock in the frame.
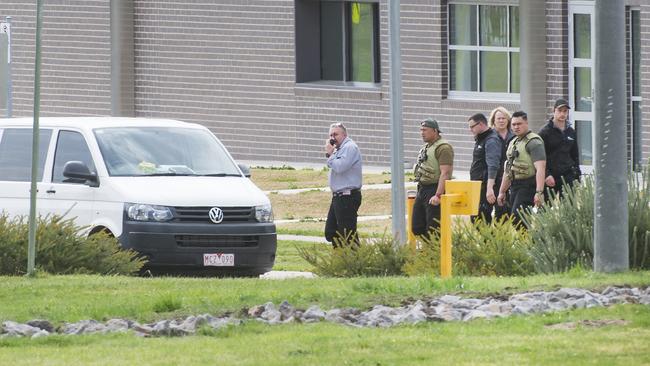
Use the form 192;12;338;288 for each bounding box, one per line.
463;310;489;321
62;320;107;335
27;319;54;333
2;321;42;337
439;295;461;304
259;302;282;324
279;301;295;321
105;319;130;333
247;305;265;317
302;306;325;323
31;330;50;339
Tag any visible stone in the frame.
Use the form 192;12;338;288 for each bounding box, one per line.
279;301;295;321
259;302;282;324
62;320;107;335
31;330;50;339
2;321;42;337
105;319;130;333
302;306;325;323
27;319;54;333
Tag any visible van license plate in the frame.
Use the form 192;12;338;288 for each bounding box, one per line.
203;253;235;267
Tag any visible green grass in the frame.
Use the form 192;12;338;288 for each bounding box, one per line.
273;240;325;272
276;218;392;237
251;168;392;191
0;305;649;365
1;271;649;324
1;272;649;364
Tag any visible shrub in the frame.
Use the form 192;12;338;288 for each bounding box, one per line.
521;178;595;273
296;233;409;277
0;214;145;275
403;217;532;277
523;162;650;272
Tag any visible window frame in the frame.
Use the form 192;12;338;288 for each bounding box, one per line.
629;7;642;170
447;2;520;102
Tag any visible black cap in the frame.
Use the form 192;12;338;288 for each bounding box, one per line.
554;99;571;110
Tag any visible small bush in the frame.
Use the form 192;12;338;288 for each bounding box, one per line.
522;178;595;273
296;233;409;277
403;217;532;277
629;163;650;268
0;214;145;275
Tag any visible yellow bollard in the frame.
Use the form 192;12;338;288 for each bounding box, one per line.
439;180;482;278
406;190;417;250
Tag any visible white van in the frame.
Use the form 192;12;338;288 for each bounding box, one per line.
0;117;276;275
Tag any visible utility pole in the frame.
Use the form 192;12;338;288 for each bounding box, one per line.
389;0;406;244
28;0;45;276
519;0;547;130
593;0;628;272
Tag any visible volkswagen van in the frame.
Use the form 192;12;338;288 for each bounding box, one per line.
0;117;276;275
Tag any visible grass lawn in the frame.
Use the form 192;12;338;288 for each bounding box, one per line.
251;167;393;191
1;272;649;365
277;218;393;238
273;240;326;272
269;189;391;220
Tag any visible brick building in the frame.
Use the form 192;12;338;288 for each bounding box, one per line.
0;0;648;172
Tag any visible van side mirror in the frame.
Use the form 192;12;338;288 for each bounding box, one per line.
63;161;99;187
237;163;251;178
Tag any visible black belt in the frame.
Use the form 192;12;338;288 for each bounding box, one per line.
333;188;360;197
417;182;437;188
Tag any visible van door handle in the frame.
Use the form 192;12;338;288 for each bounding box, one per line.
46;189;56;194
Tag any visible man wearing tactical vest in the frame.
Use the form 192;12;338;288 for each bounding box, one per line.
412;118;454;236
468;113;502;224
497;111;547;227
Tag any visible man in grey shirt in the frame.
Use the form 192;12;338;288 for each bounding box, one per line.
324;122;362;246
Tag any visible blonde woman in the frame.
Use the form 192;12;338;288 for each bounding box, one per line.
489;107;515;222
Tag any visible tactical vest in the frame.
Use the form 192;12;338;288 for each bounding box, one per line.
505;131;542;180
414;138;450;185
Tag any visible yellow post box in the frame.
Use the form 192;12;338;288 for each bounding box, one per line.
406;190;417;250
440;180;481;278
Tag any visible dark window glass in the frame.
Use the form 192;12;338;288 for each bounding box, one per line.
632;10;640;97
574;14;591;59
510;6;519;47
0;129;51;182
52;130;95;184
575;120;593;166
320;2;344;81
510;52;520;93
480;51;508;92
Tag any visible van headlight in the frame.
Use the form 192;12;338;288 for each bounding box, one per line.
125;203;173;222
255;204;273;223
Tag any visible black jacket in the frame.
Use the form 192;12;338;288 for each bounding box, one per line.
538;119;581;178
470;128;502;182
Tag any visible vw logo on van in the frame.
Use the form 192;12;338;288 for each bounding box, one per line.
208;207;224;224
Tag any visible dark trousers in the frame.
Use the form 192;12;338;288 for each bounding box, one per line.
545;170;579;199
325;190;362;246
493;177;510;222
472;179;510;224
509;177;536;227
411;183;441;237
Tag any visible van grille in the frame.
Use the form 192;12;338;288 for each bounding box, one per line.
175;234;258;248
173;206;254;223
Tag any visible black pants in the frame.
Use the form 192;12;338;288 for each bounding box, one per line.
472;179;511;224
493;177;510;222
545;170;579;199
411;183;441;237
509;177;536;227
325;190;362;246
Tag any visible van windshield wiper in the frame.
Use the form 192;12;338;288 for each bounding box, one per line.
146;172;196;176
199;173;242;177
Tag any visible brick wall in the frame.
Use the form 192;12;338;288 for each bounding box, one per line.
1;0;648;170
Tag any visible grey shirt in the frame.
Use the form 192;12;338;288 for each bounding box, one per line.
327;137;362;193
485;131;502;180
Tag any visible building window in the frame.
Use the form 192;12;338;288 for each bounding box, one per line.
630;9;642;170
448;3;519;100
296;1;380;84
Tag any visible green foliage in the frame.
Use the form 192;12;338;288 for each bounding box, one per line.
404;217;532;277
296;233;409;277
152;294;183;313
523;162;650;272
522;178;595;273
0;214;145;275
629;163;650;268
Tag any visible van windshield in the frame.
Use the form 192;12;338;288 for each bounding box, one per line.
94;127;242;177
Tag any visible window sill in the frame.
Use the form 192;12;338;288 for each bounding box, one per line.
294;81;383;100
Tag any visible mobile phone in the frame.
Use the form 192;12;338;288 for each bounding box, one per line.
329;138;336;146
